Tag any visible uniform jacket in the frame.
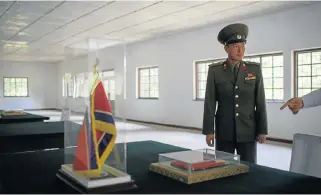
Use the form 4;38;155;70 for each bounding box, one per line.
202;60;268;142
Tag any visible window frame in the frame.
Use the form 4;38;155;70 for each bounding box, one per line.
62;76;75;98
137;66;159;100
293;47;321;97
100;69;116;100
3;77;29;97
194;58;225;101
243;52;284;102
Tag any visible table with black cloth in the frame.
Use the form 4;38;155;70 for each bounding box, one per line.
0;112;50;124
0;140;321;194
0;121;80;154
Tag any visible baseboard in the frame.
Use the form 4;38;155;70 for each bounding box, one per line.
126;119;293;144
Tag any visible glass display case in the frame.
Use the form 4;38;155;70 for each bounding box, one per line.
150;149;249;184
56;38;136;193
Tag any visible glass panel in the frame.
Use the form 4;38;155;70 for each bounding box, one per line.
298;89;312;97
312;64;321;76
140;69;149;77
273;67;283;78
197;63;206;73
245;57;260;64
198;81;206;90
154;90;159;98
261;56;273;68
140;76;149;84
198;90;205;99
274;78;283;89
4;78;9;83
273;55;283;67
312;51;321;64
298;53;311;65
198;73;207;81
298;65;311;77
312;76;321;88
264;89;273;100
150;68;158;76
298;77;311;88
263;78;273;88
273;89;283;100
262;67;273;78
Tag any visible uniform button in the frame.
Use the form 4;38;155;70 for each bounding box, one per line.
235;86;238;89
235;95;239;98
236;104;239;107
236;113;239;116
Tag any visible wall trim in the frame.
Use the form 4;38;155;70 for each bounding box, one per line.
126;119;293;144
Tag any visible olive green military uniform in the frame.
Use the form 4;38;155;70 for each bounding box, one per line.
202;23;268;163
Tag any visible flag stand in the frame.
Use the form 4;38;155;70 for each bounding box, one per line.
56;38;137;193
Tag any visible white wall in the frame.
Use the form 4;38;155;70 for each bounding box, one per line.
0;61;57;110
124;2;321;140
57;2;321;141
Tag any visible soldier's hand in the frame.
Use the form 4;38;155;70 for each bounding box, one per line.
280;97;304;114
257;134;266;144
206;134;215;147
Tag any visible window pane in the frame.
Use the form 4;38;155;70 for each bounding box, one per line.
245;57;260;63
298;65;311;77
264;89;273;100
263;78;273;88
273;55;283;67
312;64;321;76
298;89;311;97
262;56;273;68
273;89;283;100
298;53;311;65
198;81;206;90
140;69;149;76
262;67;273;78
198;73;207;81
198;90;205;99
312;51;321;64
312;76;321;88
298;77;311;88
274;78;283;89
273;67;283;77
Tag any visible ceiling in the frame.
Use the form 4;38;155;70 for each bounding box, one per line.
0;1;314;63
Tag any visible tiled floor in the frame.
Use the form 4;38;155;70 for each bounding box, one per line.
28;110;293;171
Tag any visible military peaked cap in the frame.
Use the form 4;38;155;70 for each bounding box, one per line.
217;23;249;45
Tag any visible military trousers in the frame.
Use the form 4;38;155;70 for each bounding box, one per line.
215;139;257;164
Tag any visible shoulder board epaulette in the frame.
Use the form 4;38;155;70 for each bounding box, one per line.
208;61;225;68
243;61;260;66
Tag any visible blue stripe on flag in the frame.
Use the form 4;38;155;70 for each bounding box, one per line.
94;111;115;124
98;133;113;158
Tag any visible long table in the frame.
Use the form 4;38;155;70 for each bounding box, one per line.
0;140;320;194
0;112;50;124
0;121;80;154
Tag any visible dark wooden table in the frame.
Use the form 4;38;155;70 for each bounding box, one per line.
0;140;320;194
0;121;80;154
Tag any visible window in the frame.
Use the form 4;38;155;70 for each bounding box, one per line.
194;53;284;101
294;49;321;97
74;73;87;98
194;59;225;100
101;70;116;100
3;77;28;97
62;76;75;97
138;66;159;99
243;53;284;101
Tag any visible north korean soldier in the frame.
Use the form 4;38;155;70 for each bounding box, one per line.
202;23;268;163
